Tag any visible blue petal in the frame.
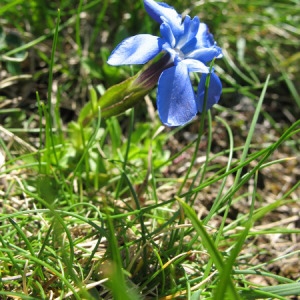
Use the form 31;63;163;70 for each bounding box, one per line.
196;23;215;48
184;16;200;41
144;0;181;25
144;0;183;40
157;63;197;126
160;22;176;47
182;59;209;73
107;34;162;65
186;47;223;63
197;72;222;112
176;16;199;49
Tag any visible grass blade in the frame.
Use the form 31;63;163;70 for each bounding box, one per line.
178;198;242;300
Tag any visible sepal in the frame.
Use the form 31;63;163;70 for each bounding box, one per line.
78;55;172;126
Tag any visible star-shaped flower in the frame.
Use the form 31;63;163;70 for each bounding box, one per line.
108;0;223;126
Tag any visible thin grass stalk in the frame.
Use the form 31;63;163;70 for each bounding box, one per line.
115;108;135;199
70;108;102;184
0;292;40;300
204;116;234;223
233;75;270;188
75;0;84;57
122;169;148;272
218;119;299;207
36;92;43;173
214;171;258;299
181;119;299;201
178;198;242;299
0;234;22;274
45;10;62;173
105;205;140;300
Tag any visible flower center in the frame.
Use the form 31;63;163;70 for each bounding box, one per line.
174;47;185;61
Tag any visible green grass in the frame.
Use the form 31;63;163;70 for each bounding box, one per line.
0;0;300;299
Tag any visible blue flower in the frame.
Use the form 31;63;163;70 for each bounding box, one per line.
107;0;223;126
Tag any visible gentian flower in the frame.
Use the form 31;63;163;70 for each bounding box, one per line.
107;0;223;126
